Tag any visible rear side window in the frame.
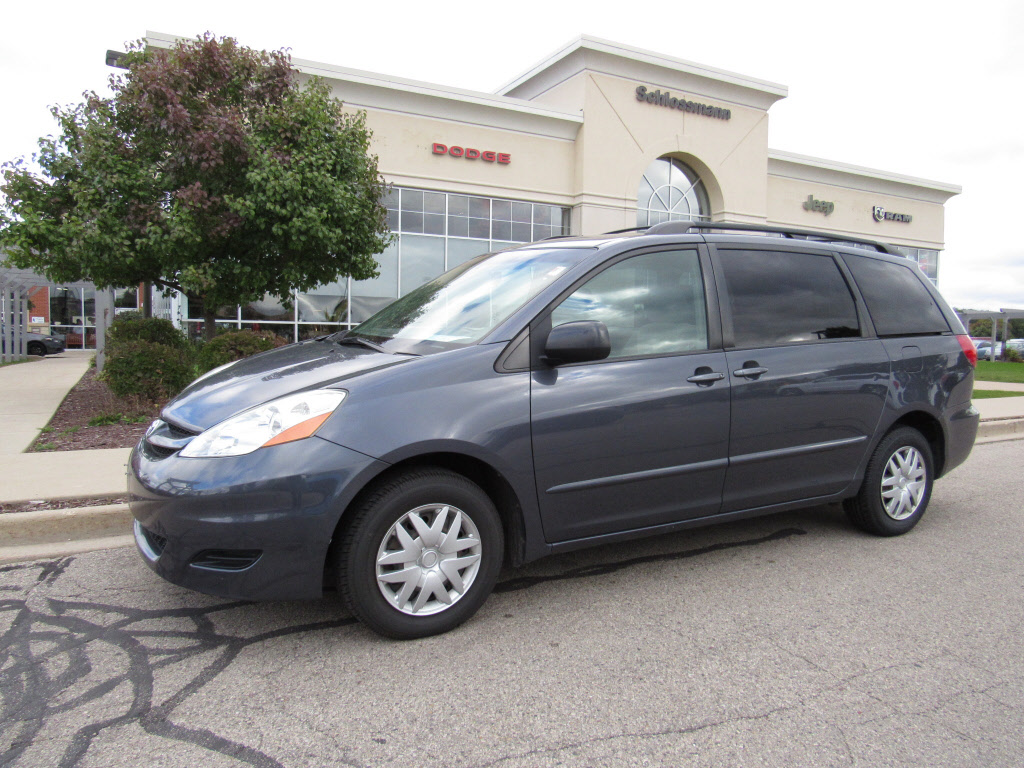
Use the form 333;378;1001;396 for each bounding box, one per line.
841;255;949;337
717;249;860;348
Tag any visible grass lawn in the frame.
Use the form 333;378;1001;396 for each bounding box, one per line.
975;361;1024;383
974;389;1024;399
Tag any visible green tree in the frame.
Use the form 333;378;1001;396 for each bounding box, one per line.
969;318;995;338
0;33;391;338
968;317;1024;341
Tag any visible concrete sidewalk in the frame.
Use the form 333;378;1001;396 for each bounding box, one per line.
1;351;132;504
1;350;95;454
2;448;133;502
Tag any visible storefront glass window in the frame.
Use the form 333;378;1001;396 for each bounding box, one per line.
448;238;491;269
179;187;571;337
637;157;710;225
893;246;940;283
352;241;400;322
186;295;240;321
114;287;139;311
298;279;349;324
400;235;445;296
49;286;81;326
242;294;293;322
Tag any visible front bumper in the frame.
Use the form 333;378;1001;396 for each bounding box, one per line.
129;434;387;601
43;338;65;353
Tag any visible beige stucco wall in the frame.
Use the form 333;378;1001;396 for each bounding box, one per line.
556;73;770;233
338;106;576;207
313;60;954;249
766;175;946;250
328;71;778;237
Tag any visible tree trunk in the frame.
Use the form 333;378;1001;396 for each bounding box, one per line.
142;282;152;318
203;304;218;342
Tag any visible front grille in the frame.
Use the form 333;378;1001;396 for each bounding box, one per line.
162;421;198;440
143;441;177;460
189;550;263;572
144;418;200;458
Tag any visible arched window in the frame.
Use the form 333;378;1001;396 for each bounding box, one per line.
637;157;710;226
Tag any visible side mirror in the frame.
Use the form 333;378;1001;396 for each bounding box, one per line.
543;320;611;365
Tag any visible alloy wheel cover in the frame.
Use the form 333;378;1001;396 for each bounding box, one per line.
880;446;927;520
375;503;483;616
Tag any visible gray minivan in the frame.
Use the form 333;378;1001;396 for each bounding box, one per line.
129;221;979;638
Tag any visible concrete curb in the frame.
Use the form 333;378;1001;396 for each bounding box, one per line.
976;417;1024;443
0;503;133;565
0;535;135;565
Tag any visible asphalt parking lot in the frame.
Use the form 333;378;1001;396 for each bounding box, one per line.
2;438;1022;768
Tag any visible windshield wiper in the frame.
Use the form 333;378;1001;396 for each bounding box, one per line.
329;333;421;356
333;335;388;353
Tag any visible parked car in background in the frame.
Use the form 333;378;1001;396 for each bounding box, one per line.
975;341;1003;359
1005;339;1024;355
0;325;66;356
129;220;979;639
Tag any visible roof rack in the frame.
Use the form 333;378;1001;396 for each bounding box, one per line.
627;220;901;256
602;226;650;235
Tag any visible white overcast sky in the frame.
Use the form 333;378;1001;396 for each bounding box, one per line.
2;0;1021;311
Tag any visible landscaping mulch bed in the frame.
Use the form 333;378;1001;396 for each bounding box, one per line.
31;368;162;453
0;495;130;514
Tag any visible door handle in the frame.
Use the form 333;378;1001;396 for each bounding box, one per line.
687;367;725;386
733;366;768;379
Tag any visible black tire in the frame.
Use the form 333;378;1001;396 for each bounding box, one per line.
27;341;46;356
844;427;934;536
337;468;503;639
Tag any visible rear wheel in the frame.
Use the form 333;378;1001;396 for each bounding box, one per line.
844;427;933;536
337;468;503;639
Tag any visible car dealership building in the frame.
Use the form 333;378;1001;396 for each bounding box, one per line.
139;33;961;343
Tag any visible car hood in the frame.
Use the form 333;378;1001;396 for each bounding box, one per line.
162;340;411;433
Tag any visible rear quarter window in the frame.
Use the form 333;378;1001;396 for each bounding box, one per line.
842;255;949;337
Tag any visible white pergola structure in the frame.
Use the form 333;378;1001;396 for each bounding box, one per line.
0;269;31;363
956;309;1024;361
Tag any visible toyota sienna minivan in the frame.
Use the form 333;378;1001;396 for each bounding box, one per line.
129;221;979;638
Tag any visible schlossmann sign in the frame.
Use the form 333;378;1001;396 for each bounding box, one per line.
635;85;732;120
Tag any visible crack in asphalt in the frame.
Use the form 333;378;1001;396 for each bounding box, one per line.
465;647;1013;768
0;526;808;767
0;558;357;768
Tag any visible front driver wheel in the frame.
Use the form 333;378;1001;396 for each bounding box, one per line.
337;468;503;639
27;341;46;356
844;426;934;536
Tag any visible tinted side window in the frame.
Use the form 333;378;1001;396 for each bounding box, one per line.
551;249;707;359
841;255;949;337
717;249;860;348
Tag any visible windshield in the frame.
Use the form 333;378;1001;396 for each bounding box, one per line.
345;246;592;355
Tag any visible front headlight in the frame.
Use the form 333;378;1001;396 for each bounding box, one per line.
180;389;346;458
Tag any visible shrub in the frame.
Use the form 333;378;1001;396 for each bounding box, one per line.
101;340;196;401
106;313;189;350
196;330;287;374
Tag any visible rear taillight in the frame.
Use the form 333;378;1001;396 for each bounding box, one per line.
956;335;977;367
